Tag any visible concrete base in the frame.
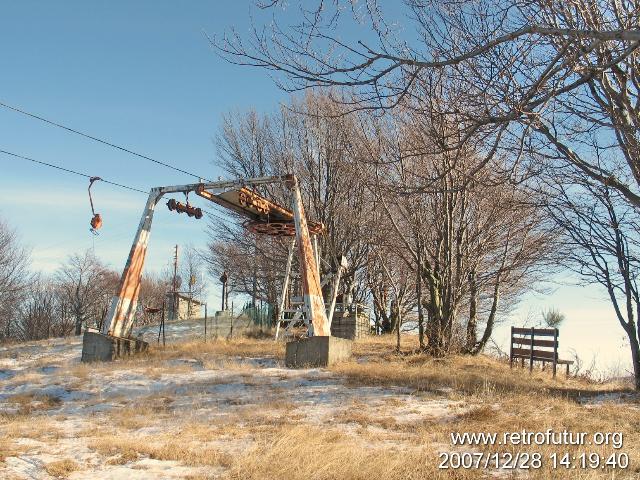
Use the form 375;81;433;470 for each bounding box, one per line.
81;330;149;362
285;336;352;368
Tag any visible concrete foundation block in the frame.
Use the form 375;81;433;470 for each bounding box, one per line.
285;335;352;368
81;330;149;362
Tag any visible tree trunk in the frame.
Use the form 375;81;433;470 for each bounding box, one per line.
416;251;425;350
470;281;500;355
395;306;401;354
389;299;399;333
465;271;478;353
425;274;445;357
625;322;640;390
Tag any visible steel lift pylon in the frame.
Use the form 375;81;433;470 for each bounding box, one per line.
82;174;330;361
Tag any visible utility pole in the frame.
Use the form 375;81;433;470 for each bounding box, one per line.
172;244;179;320
220;271;228;311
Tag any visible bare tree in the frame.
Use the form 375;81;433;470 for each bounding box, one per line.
215;0;640;206
213;0;640;385
205;93;375;318
547;174;640;388
354;104;555;355
366;250;414;337
136;272;172;325
55;250;116;335
15;277;57;341
180;244;207;318
0;217;31;340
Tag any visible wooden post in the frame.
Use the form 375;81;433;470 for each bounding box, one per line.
355;304;358;339
529;327;535;373
157;300;164;345
204;303;208;343
552;328;558;378
160;302;166;347
509;326;514;368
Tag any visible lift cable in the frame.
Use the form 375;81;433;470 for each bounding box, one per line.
0;100;212;182
0;148;148;194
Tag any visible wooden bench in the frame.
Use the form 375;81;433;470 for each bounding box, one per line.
509;327;573;378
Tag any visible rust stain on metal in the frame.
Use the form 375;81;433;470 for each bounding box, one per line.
290;179;330;336
100;176;327;343
107;242;147;337
90;213;103;230
195;184;324;237
88;176;103;232
102;192;157;338
166;198;203;218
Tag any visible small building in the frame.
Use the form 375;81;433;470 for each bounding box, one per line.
165;293;203;321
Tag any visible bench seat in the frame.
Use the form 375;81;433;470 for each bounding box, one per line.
510;326;572;378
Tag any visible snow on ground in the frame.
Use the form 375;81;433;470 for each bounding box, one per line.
578;390;640;409
0;320;462;479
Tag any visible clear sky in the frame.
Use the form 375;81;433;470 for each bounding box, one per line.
0;1;631;376
0;1;287;290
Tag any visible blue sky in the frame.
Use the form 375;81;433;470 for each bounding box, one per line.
0;1;631;375
0;1;286;278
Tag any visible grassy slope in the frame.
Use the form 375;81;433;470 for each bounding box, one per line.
1;334;638;479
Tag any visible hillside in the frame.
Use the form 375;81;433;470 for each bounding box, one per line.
1;323;638;479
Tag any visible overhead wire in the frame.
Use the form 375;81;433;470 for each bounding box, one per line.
0;101;237;232
0;100;213;182
0;149;148;194
0;148;235;223
0;104;231;269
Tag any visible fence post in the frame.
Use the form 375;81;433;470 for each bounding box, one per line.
204;303;208;343
509;326;514;368
552;328;558;378
158;300;165;345
529;327;535;373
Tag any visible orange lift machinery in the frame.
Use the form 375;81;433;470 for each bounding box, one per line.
82;174;330;361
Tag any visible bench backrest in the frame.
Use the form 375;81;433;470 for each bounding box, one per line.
510;326;559;363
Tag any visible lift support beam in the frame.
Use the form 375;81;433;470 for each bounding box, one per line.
84;175;331;361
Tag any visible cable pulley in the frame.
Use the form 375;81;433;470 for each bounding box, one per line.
166;198;203;219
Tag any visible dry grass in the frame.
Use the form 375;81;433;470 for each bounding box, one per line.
226;424;451;480
322;335;640;479
44;459;79;478
150;337;285;360
2;333;638;479
336;411;408;431
0;438;24;463
0;415;62;440
335;336;628;399
5;392;62;415
4;371;44;387
110;406;160;430
224;422;640;480
89;434;233;467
